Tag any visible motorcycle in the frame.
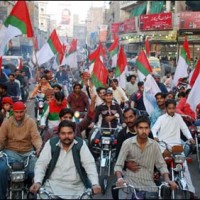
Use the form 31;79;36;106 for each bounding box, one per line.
34;92;46;124
91;122;122;194
159;141;192;199
0;151;36;199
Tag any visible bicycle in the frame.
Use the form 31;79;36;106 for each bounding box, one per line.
37;187;93;199
113;182;170;199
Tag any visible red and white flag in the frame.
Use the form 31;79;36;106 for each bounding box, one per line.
186;74;200;119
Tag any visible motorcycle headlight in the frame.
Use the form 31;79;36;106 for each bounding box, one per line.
175;164;183;171
102;137;111;145
38;101;44;108
174;155;185;164
11;171;25;182
74;111;80;118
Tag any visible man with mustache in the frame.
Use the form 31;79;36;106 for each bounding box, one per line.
30;120;101;198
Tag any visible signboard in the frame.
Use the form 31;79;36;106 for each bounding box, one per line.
124;17;136;33
111;17;136;35
140;12;172;31
179;12;200;29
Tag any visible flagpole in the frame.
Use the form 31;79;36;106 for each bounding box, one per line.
31;37;40;83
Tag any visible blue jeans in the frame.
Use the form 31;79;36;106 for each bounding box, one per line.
0;149;37;199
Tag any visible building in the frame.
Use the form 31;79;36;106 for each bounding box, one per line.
104;1;200;66
73;24;87;48
86;7;104;47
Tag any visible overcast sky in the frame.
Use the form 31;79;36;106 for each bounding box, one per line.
47;1;106;23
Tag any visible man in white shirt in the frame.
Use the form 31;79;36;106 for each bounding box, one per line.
151;99;196;197
30;120;101;198
109;78;129;107
125;74;138;99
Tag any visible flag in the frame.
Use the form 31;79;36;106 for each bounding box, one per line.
91;57;108;88
173;36;190;86
0;56;2;75
143;74;161;116
88;43;105;74
145;37;150;57
62;38;77;68
36;29;63;66
115;46;127;77
189;55;200;87
0;1;34;56
18;58;23;70
115;46;127;89
186;74;200;119
135;50;153;81
108;35;119;68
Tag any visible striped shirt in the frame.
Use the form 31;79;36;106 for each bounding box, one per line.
114;136;169;188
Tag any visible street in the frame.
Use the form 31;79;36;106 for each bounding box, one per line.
26;97;200;199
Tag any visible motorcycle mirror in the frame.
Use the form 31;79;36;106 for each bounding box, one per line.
74;111;80;118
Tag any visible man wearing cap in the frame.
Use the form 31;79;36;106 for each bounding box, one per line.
0;101;42;199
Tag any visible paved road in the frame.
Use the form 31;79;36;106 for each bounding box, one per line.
25;93;200;199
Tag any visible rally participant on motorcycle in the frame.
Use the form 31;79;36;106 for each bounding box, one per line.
151;99;197;199
115;108;137;160
150;92;166;127
29;75;52;99
30;120;101;198
39;91;69;129
114;116;178;199
109;79;129;109
52;83;62;94
42;94;96;148
89;89;123;147
67;82;89;116
5;73;21;102
0;83;8;110
1;97;13;119
44;69;56;87
55;65;68;84
0;101;42;199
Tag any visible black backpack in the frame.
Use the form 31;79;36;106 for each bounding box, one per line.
42;136;92;189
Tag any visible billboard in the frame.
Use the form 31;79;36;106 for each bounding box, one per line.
58;7;73;37
140;12;172;31
179;12;200;29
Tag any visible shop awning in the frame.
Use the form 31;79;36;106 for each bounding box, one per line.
130;2;147;17
150;1;164;14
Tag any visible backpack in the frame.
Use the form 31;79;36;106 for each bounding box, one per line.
42;136;92;189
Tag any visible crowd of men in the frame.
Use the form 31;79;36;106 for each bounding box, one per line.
0;63;199;199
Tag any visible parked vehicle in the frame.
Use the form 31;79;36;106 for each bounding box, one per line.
2;56;23;73
0;151;35;199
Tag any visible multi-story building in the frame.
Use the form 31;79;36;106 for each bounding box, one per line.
86;6;104;47
105;1;200;66
73;24;87;48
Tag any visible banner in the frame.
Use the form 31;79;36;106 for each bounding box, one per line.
179;12;200;29
124;17;136;33
140;12;172;31
99;25;108;42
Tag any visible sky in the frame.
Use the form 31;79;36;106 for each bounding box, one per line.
47;1;105;23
